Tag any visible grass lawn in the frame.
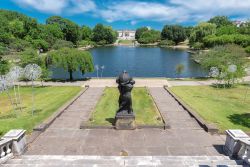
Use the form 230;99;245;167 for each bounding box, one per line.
0;86;82;136
118;40;134;45
170;85;250;132
89;87;164;126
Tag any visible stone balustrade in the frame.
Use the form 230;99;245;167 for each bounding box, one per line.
238;138;250;165
225;129;250;165
0;129;27;164
0;138;13;163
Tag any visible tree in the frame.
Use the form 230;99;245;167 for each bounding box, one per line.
175;64;185;78
46;48;94;80
208;16;232;28
0;55;9;75
161;25;186;45
137;30;161;44
189;22;216;44
81;26;92;40
92;24;117;44
193;44;247;87
19;48;42;67
52;39;74;50
135;27;148;40
46;16;80;44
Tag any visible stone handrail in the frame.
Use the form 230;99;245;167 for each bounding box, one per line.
0;138;13;163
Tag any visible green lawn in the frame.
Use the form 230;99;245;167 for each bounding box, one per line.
170;85;250;132
118;40;134;45
89;87;164;126
0;86;82;136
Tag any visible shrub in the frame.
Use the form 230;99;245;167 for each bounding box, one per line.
8;38;30;52
32;39;49;51
159;40;175;46
52;39;74;50
78;40;96;47
245;46;250;54
203;34;250;48
192;42;204;50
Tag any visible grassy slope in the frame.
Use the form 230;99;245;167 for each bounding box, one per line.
170;85;250;132
90;87;163;126
0;86;82;136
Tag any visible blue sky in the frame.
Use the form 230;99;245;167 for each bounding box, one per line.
1;0;250;30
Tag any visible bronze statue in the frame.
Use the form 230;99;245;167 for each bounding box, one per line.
116;71;135;115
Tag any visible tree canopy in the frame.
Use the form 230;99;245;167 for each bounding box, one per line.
161;25;187;45
92;24;117;45
46;48;94;80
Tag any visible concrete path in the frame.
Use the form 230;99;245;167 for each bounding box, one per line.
26;87;225;156
18;78;170;87
18;76;250;88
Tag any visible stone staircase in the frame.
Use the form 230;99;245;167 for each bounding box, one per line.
1;155;247;167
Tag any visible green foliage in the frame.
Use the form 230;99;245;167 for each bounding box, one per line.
238;22;250;35
137;30;161;44
92;24;117;44
216;25;238;36
189;22;216;44
175;64;185;78
193;44;247;86
38;24;64;46
245;46;250;54
161;25;187;44
135;27;148;40
191;42;204;50
0;45;9;55
46;16;80;44
9;39;31;52
78;40;96;47
52;39;74;50
159;39;175;46
31;39;49;51
81;26;92;40
19;48;42;67
208;16;233;28
204;34;250;47
0;55;10;75
9;19;25;38
46;48;94;80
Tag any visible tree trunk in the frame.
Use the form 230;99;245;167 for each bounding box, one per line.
69;70;73;81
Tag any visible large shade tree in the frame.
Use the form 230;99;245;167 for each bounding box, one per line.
46;16;80;44
92;24;117;44
161;25;186;45
46;48;94;80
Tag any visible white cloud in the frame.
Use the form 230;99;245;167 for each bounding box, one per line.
98;0;250;23
12;0;250;23
68;0;96;14
12;0;96;14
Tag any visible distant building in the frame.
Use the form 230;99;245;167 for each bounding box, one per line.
117;30;136;40
232;20;247;27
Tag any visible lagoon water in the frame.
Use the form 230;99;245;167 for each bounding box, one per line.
51;46;206;79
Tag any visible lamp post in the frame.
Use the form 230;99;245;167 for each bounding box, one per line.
101;65;105;78
95;65;99;78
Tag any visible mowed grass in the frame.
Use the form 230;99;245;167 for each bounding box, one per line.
118;40;134;45
170;85;250;132
0;86;82;136
89;87;164;126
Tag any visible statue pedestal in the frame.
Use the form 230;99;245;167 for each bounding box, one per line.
115;113;136;130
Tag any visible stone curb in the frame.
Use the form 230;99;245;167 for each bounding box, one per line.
33;87;89;132
146;87;170;130
164;87;219;134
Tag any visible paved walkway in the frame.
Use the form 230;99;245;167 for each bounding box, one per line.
18;76;250;88
26;87;225;156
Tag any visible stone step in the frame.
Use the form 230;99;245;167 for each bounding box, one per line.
2;156;245;167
